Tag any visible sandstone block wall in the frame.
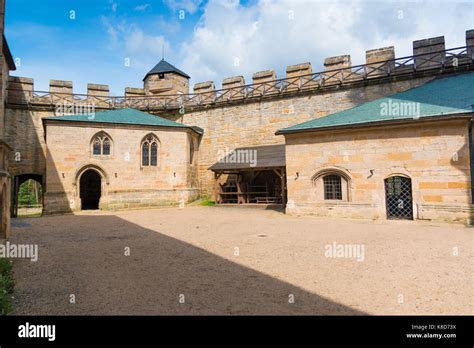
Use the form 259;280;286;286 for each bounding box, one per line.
43;122;199;213
284;119;472;224
182;76;436;196
0;145;11;238
4;108;50;180
144;73;189;96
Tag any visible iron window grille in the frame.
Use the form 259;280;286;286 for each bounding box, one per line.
385;176;413;220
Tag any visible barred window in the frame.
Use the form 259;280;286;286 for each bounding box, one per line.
91;132;112;156
323;175;342;200
141;134;159;167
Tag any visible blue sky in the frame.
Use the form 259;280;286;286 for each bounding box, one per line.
5;0;474;95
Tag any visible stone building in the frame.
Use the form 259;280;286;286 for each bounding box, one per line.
143;59;190;96
0;0;16;239
42;108;202;213
277;72;474;223
2;25;474;225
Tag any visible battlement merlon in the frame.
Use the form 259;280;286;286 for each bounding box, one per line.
5;29;474;111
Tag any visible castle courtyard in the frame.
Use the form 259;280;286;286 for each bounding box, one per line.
10;206;471;315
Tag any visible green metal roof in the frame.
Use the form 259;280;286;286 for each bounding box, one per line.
277;72;474;134
43;108;203;134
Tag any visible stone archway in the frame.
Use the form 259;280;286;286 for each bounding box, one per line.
11;174;43;217
79;169;102;210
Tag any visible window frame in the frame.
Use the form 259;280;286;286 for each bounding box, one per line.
323;174;343;200
91;132;113;158
311;168;352;202
141;134;160;168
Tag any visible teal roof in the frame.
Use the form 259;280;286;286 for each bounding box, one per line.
43;108;203;134
277;72;474;134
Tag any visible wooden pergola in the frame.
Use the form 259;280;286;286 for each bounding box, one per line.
209;145;287;205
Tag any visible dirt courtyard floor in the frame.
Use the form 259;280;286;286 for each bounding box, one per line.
8;206;473;315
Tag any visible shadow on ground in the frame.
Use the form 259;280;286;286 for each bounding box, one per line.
9;214;364;315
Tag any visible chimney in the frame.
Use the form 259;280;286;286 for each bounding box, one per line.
413;36;445;70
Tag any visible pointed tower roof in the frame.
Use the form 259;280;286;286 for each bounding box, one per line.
143;59;190;81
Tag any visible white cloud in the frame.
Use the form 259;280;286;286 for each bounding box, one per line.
163;0;204;14
178;0;474;88
93;0;474;94
100;15;174;81
134;4;152;12
109;0;118;13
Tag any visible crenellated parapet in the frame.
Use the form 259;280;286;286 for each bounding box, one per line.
251;70;277;96
6;29;474;112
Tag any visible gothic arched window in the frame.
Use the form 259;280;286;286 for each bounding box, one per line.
141;134;159;167
91;132;112;156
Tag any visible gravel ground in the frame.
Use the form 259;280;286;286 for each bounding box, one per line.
8;206;473;315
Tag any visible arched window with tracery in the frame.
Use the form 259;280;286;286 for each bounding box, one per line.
141;134;159;166
91;132;112;156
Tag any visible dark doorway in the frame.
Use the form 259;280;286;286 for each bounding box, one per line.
80;170;101;210
384;176;413;220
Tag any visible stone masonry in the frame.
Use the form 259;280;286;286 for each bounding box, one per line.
283;119;473;223
43;122;199;213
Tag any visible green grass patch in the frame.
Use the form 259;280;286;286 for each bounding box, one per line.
0;258;14;315
200;198;216;206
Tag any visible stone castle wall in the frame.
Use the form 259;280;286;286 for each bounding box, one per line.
44;122;199;213
3;30;474;214
284;119;473;223
182;76;436;196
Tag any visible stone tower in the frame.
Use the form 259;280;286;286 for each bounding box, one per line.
143;59;190;96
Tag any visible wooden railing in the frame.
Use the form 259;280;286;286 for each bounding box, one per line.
7;46;473;112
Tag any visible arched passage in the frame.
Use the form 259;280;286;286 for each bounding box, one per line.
79;169;102;210
12;174;43;217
